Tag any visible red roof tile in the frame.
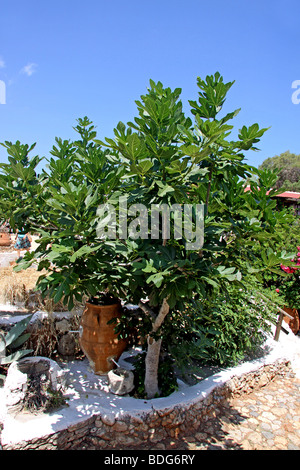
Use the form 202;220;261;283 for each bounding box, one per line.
275;191;300;199
244;186;300;199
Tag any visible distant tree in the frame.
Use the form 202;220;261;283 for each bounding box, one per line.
259;151;300;191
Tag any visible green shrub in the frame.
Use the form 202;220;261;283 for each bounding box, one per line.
170;285;274;369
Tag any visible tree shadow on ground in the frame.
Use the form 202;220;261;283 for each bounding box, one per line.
162;400;248;450
188;401;248;450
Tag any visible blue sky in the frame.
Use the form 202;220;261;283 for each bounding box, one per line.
0;0;300;170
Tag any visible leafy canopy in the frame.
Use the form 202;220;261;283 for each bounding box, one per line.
0;73;293;316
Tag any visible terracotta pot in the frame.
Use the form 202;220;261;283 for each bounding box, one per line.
79;301;127;375
0;232;11;246
283;306;300;335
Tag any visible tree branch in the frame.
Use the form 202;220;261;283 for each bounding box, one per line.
138;300;156;321
152;297;170;333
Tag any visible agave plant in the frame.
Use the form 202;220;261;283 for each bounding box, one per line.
0;315;33;381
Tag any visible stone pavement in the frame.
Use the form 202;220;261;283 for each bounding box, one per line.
150;373;300;451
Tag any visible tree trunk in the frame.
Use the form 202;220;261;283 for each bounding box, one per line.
144;336;162;399
143;297;169;399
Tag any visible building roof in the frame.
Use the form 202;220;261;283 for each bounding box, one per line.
244;186;300;199
275;191;300;199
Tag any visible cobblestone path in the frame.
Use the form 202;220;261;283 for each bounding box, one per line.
154;374;300;451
